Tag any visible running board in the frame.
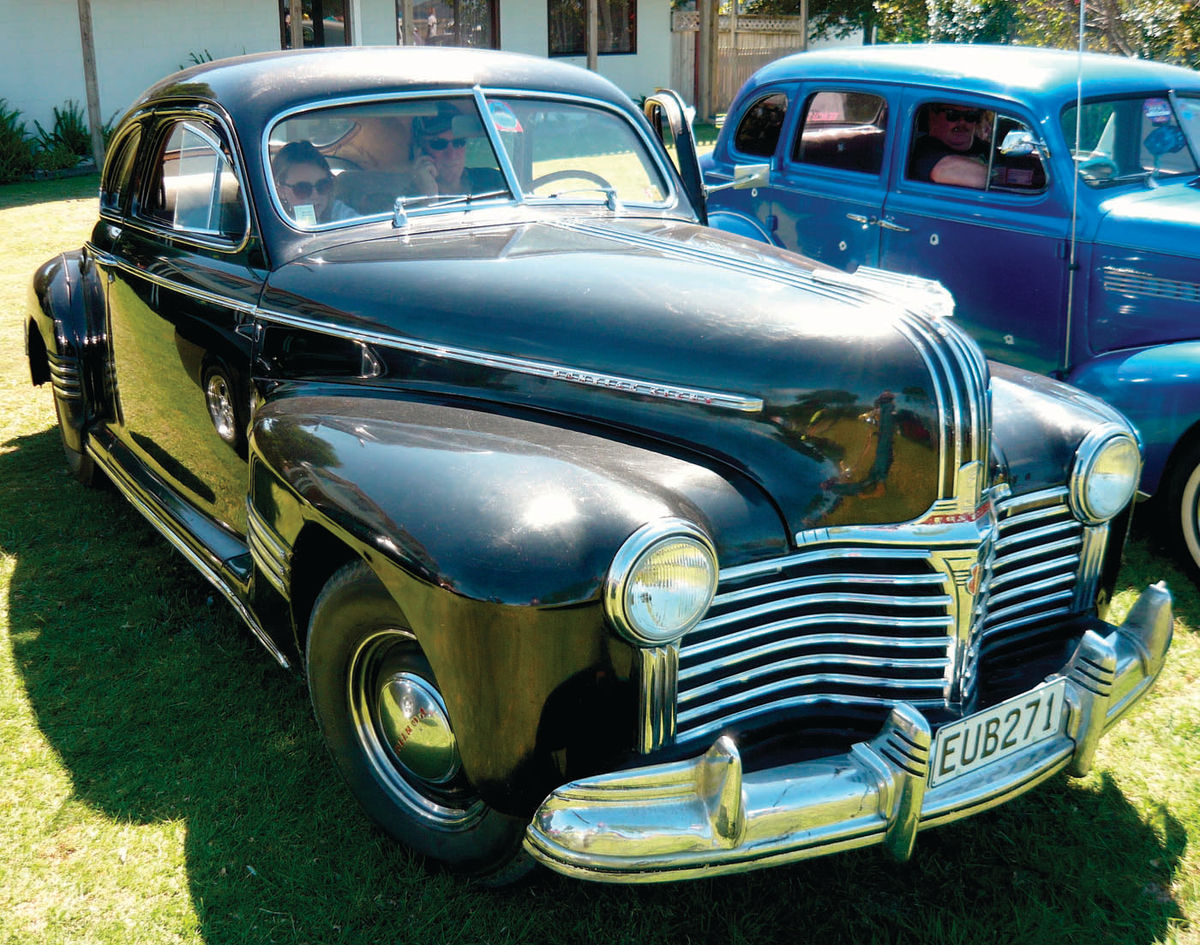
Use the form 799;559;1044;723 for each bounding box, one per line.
85;430;291;670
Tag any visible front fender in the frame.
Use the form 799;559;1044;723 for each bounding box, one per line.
1066;342;1200;495
706;209;779;246
249;388;785;811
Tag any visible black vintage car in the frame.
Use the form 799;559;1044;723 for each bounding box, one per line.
26;47;1172;883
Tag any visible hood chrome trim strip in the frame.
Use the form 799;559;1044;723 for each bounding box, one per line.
254;307;764;413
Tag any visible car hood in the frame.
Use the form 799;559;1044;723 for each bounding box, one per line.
1094;181;1200;256
258;218;987;540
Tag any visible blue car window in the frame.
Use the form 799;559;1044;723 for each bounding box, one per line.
733;92;788;158
791;90;887;174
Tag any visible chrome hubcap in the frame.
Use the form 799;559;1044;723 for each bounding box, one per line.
377;672;461;784
347;629;484;830
205;373;237;443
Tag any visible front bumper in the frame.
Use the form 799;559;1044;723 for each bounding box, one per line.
525;583;1172;883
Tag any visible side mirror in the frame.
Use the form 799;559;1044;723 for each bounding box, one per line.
999;130;1040;158
707;162;770;193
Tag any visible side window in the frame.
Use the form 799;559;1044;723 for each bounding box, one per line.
907;102;1046;193
140;120;247;240
791;90;887;174
99;126;142;215
733;92;787;158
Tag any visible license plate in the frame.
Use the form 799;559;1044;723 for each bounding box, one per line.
929;678;1068;788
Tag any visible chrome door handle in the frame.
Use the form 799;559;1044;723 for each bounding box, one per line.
878;219;910;232
846;213;870;224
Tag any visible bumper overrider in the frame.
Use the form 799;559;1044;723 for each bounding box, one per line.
524;583;1173;883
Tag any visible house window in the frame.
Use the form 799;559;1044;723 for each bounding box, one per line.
548;0;636;56
399;0;499;47
281;0;351;48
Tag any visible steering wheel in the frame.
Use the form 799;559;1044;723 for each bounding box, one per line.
529;168;615;193
1077;155;1118;179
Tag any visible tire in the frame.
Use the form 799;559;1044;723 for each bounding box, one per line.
305;561;531;880
54;396;97;487
1165;440;1200;578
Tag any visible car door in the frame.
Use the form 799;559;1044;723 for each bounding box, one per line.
879;92;1072;376
101;111;264;535
749;83;895;271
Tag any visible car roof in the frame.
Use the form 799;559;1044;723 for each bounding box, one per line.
128;45;637;128
747;43;1200;105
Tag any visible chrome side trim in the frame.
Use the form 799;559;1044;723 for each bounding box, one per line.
46;351;83;402
525;584;1171;883
88;247;259;316
246;500;291;599
254;308;764;413
1103;266;1200;304
637;646;679;753
86;440;291;670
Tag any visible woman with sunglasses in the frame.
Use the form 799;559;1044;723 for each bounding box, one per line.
909;103;990;188
273;140;357;224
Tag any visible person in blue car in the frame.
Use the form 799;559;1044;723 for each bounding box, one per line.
909;103;989;188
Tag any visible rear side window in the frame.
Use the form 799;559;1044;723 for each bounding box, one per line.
100;126;142;215
140;119;247;240
733;92;788;158
792;90;888;174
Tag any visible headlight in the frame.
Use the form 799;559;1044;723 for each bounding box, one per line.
605;520;718;646
1069;427;1141;524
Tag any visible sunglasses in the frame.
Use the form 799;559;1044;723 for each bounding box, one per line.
284;176;333;199
934;108;982;123
425;136;467;151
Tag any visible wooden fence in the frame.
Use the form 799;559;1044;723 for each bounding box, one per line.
670;12;807;116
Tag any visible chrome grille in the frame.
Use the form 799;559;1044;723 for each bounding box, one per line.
980;487;1083;659
671;487;1094;749
675;547;955;746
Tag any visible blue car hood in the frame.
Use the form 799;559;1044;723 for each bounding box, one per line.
1095;181;1200;256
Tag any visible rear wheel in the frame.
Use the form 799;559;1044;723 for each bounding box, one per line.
305;561;530;880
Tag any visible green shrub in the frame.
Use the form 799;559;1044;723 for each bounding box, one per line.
34;143;80;173
34;99;92;158
0;98;35;183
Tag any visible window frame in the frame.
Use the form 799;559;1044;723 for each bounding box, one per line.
789;87;889;177
132;112;252;251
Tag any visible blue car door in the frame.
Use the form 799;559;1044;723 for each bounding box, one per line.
879;91;1073;375
767;83;896;271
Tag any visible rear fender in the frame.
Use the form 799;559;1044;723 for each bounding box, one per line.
249;389;785;811
27;251;100;451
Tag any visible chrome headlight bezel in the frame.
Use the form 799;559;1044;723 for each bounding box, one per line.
1069;426;1142;525
604;519;718;647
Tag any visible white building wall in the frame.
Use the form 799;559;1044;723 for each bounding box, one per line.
3;0;280;132
501;0;673;101
2;0;707;144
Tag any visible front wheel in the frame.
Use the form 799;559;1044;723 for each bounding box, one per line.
306;561;530;880
1165;440;1200;578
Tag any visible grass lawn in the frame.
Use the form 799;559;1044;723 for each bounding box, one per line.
1;176;1197;945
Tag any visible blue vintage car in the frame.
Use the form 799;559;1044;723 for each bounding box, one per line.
701;44;1200;576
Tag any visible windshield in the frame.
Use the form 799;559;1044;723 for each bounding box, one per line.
267;94;671;228
1061;94;1200;187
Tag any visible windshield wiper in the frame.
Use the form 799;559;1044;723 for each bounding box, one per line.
538;187;623;211
392;189;510;227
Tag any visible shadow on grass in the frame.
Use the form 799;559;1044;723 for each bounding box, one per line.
2;426;1188;945
0;174;100;211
